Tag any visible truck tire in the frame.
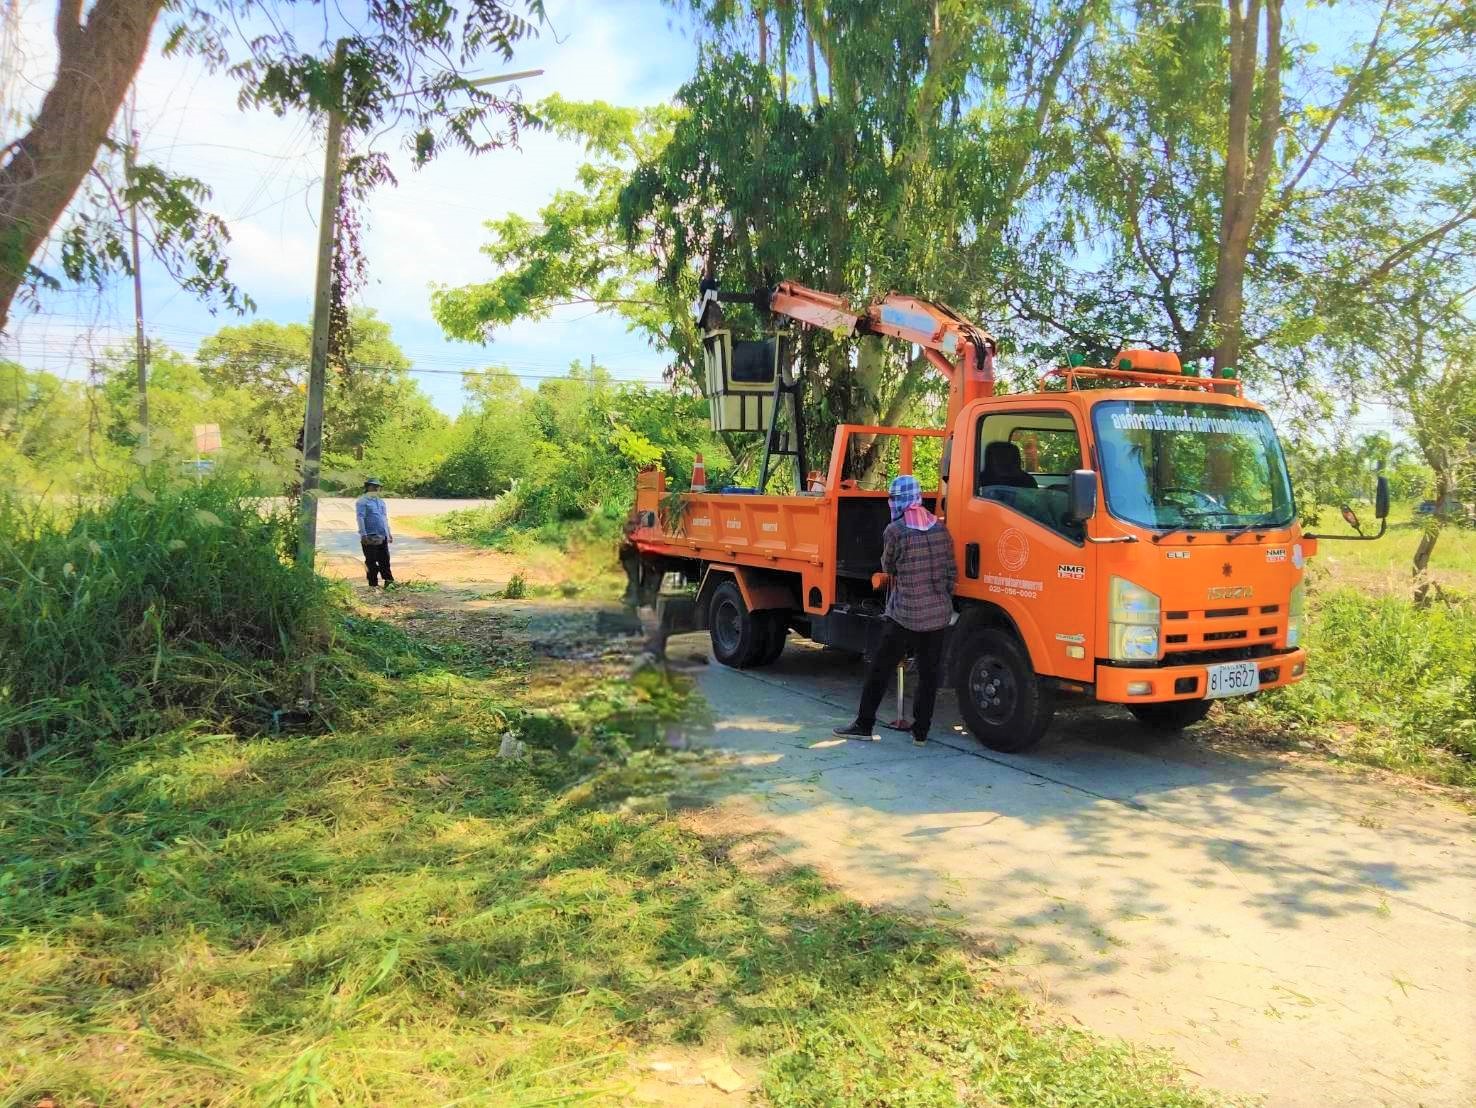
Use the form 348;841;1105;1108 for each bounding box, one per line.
1128;699;1212;732
708;580;766;668
756;612;788;666
954;627;1056;752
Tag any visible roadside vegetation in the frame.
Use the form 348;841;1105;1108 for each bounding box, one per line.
0;478;327;758
0;496;1212;1106
1230;504;1476;787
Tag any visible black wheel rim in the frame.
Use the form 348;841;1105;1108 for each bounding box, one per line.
968;654;1017;727
713;598;742;655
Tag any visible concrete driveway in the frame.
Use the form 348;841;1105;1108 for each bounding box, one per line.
685;633;1476;1107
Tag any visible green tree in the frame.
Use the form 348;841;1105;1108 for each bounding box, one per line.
1028;0;1476;385
195;309;413;467
439;2;1103;442
427;369;545;498
0;361;96;487
98;343;214;452
359;385;452;493
432;98;697;377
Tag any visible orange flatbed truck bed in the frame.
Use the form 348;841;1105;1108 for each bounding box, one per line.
625;282;1386;751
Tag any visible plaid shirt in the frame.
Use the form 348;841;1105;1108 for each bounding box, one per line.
881;519;956;632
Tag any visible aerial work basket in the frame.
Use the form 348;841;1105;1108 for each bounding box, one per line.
701;329;793;433
696;282;807;492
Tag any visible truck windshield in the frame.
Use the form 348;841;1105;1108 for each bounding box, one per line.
1091;400;1295;530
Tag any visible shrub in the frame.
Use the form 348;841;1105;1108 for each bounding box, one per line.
0;477;330;757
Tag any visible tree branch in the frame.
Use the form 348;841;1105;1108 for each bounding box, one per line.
1274;0;1391;214
55;0;84;50
1365;202;1476;282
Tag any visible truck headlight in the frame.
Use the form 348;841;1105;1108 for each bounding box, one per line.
1287;580;1306;648
1109;577;1161;661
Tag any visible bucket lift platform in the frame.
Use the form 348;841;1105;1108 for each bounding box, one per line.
697;282;808;493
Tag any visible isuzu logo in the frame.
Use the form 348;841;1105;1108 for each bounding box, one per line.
1208;585;1254;600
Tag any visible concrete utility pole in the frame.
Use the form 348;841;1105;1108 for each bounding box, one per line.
125;89;147;446
297;41;347;571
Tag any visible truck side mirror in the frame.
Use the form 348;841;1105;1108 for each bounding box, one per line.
1068;469;1098;522
1375;475;1390;520
939;436;952;481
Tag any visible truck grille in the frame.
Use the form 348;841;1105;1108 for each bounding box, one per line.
1160;604;1283;663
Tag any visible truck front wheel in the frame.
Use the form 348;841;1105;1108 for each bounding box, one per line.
954;627;1056;752
1128;699;1212;732
709;580;766;668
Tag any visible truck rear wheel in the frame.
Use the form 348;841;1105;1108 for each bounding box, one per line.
954;627;1056;752
1128;699;1212;732
709;580;766;668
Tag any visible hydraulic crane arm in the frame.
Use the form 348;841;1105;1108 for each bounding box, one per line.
700;278;998;434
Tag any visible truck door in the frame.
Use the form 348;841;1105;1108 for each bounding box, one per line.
953;405;1095;682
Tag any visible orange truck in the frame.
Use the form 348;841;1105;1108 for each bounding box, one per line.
623;280;1387;751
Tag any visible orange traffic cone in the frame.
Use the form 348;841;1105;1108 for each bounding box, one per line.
691;453;707;492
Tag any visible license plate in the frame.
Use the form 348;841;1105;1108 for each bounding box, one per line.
1206;661;1260;698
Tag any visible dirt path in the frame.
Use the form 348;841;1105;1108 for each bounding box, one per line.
316;497;550;590
317;507;1476;1107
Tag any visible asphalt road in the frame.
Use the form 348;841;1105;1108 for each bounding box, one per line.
685;632;1476;1107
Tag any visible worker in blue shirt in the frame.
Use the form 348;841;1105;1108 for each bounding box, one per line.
355;477;395;587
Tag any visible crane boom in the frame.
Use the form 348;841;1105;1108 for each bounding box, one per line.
707;278;998;434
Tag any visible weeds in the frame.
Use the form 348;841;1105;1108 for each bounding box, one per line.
0;477;329;758
1241;587;1476;785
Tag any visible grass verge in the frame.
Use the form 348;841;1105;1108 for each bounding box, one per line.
2;609;1212;1107
0;478;329;758
1228;586;1475;788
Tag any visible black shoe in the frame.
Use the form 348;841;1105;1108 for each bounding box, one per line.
833;722;875;739
911;733;928;747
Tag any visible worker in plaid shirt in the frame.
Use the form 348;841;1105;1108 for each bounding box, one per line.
834;474;956;746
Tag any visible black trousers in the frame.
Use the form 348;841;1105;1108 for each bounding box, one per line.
361;540;393;586
855;619;946;739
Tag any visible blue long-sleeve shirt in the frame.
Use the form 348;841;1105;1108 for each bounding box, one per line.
355;494;392;542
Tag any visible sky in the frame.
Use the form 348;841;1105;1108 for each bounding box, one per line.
1;0;703;413
0;0;1406;439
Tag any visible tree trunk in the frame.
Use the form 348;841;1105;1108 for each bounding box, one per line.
806;29;819;105
1412;470;1451;607
0;0;166;334
756;2;768;69
1208;0;1282;374
778;22;788;101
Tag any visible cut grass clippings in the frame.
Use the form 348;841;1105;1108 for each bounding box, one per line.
1;614;1214;1107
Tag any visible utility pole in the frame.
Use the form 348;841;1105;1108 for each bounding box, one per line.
294;59;540;570
125;89;148;447
297;41;347;571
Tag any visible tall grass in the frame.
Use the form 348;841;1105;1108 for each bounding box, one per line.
0;477;330;757
1253;587;1476;785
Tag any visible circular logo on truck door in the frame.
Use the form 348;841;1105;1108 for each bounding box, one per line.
997;527;1031;573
